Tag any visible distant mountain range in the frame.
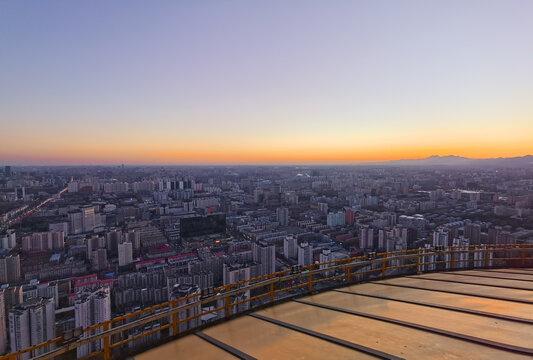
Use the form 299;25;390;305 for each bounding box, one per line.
376;155;533;167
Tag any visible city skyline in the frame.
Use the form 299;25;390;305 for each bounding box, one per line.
2;1;533;164
1;163;532;359
3;154;533;167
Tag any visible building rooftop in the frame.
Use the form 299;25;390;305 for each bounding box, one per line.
136;268;533;360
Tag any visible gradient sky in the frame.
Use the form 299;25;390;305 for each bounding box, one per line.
1;1;532;165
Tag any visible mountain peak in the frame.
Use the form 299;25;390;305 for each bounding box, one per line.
426;155;466;160
382;155;533;167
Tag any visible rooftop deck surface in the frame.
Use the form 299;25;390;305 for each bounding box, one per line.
135;269;533;359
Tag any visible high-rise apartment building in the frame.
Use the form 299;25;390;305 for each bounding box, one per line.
81;206;96;233
49;222;68;234
0;230;16;250
276;207;289;226
86;236;105;264
283;235;297;259
68;210;83;235
433;229;449;247
317;202;328;214
252;241;276;276
67;180;79;193
327;211;345;228
0;255;21;284
15;187;25;201
118;242;133;267
464;223;481;245
360;226;374;249
74;287;111;358
9;297;55;359
22;281;59;309
91;249;108;271
319;249;334;277
123;230;141;251
345;208;355;226
221;262;257;315
0;290;7;354
21;231;64;252
105;228;122;256
170;284;201;332
297;242;313;266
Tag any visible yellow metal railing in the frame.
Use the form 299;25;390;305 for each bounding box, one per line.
2;243;533;360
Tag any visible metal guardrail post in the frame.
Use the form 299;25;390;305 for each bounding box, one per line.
224;295;230;319
346;266;351;284
172;302;178;337
16;244;533;360
450;248;454;270
103;322;110;360
416;249;420;273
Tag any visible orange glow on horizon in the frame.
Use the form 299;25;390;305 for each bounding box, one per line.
2;141;532;165
2;117;532;165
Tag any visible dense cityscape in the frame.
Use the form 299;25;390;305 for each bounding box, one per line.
2;1;533;358
0;162;532;357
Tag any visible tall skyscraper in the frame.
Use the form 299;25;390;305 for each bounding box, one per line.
9;297;55;359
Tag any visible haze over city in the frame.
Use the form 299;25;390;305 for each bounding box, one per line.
2;0;533;165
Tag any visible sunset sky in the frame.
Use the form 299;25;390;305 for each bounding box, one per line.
1;1;532;165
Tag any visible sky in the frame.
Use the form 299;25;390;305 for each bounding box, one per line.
1;0;532;165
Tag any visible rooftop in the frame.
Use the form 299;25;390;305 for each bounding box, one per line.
6;244;533;360
136;268;533;360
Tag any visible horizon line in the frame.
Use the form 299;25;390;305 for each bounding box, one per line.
2;154;532;167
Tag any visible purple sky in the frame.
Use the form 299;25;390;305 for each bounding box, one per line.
1;1;532;164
